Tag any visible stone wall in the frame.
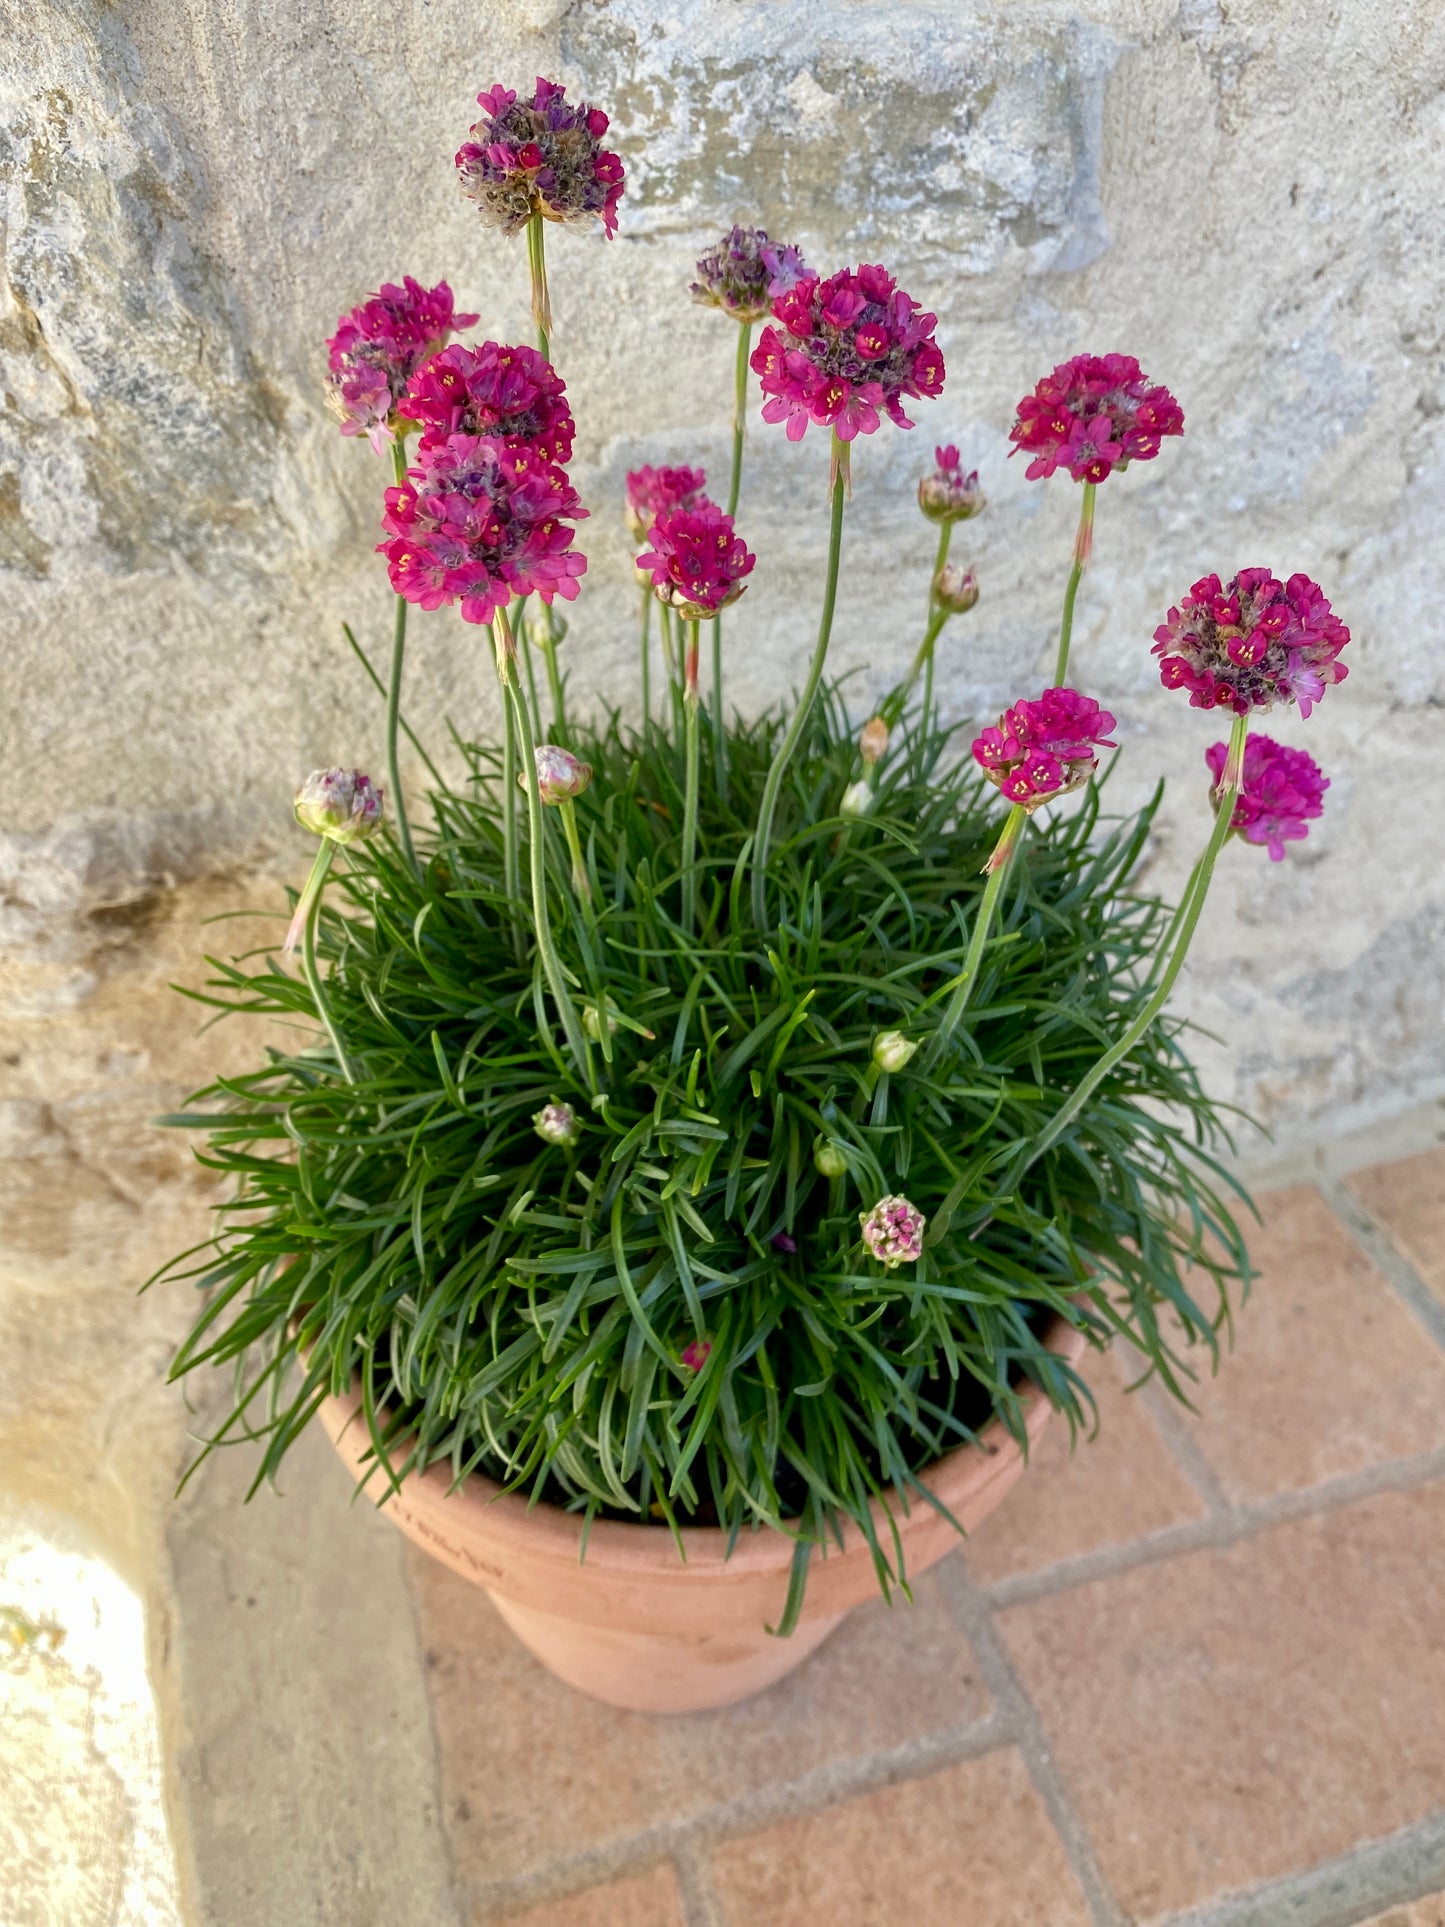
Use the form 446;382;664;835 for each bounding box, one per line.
2;0;1442;1584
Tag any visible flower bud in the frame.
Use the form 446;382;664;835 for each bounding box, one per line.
840;779;874;819
523;744;592;804
524;604;568;651
872;1029;918;1074
814;1138;848;1179
859;715;889;767
681;1337;712;1371
533;1100;580;1146
918;445;985;524
294;768;384;845
859;1194;926;1268
933;564;979;615
583;1001;619;1042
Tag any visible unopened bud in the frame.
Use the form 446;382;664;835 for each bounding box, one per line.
583;1001;619;1042
872;1029;918;1074
294;768;384;845
840;779;874;818
524;605;567;650
918;447;985;525
533;1100;580;1146
524;744;592;804
933;563;979;615
814;1138;848;1179
859;715;889;767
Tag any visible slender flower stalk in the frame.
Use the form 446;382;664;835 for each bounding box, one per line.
1024;712;1249;1172
1053;481;1096;684
682;620;703;933
711;318;753;798
558;797;591;902
518;596;543;742
498;635;524;955
751;432;848;928
527;210;552;359
929;803;1026;1060
297;841;356;1084
386;436;418;873
637;586;653;734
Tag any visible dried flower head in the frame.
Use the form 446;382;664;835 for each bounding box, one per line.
1154;569;1350;719
325;278;478;452
379;434;587;627
690;225;808;323
294;768;384;844
858;716;889;767
636;503;755;620
1009;354;1183;484
623;464;709;544
404;341;575;464
933;563;979;614
456;78;624;238
859;1195;926;1269
533;1100;580;1146
751;264;945;443
973;688;1118;810
918;444;985;523
1206;734;1328;860
680;1337;712;1371
525;743;592;803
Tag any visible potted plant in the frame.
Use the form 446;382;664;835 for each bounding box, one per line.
154;76;1347;1714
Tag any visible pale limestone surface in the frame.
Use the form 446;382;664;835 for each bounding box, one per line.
0;3;1442;1917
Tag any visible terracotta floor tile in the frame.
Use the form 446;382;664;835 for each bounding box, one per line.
482;1863;684;1926
998;1484;1445;1921
1358;1897;1445;1927
1350;1148;1445;1306
963;1348;1205;1584
1175;1186;1445;1501
410;1552;989;1888
707;1749;1089;1926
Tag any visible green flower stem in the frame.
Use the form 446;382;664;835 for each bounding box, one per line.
539;613;568;741
1053;480;1096;686
527;211;552;362
930;803;1026;1062
297;840;355;1084
1145;849;1206;991
387;436;418;874
558;796;591;904
495;605;593;1081
751;432;848;930
498;647;523;960
1024;712;1249;1173
638;586;653;737
514;594;542;743
881;524;953;733
340;623;444;788
682;620;703;934
709;319;753;803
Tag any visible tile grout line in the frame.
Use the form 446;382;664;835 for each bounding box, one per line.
1137;1379;1235;1517
1318;1176;1445;1356
672;1838;726;1927
941;1561;1127;1927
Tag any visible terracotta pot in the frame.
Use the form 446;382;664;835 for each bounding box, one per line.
316;1317;1086;1715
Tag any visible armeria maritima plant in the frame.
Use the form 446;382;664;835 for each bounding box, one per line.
154;72;1351;1634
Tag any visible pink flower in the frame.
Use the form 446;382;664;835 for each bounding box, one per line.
456;76;625;238
1154;569;1350;718
636;503;755;621
293;767;384;844
623;464;709;543
1205;734;1328;860
681;1338;712;1371
973;688;1118;809
691;226;809;323
403;341;575;465
751;265;945;444
1009;353;1183;484
918;444;985;523
325;278;478;452
859;1195;926;1269
378;433;587;628
524;743;592;803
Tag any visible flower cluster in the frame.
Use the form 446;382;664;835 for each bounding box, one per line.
456;78;624;238
752;264;945;442
404;342;575;464
690;226;808;323
859;1195;926;1269
1206;734;1328;860
973;688;1118;809
293;768;384;844
1009;354;1184;484
624;464;709;543
325;278;477;451
1153;569;1350;718
636;503;755;620
379;434;587;626
918;444;985;523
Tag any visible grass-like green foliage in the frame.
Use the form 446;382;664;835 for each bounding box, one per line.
155;685;1252;1622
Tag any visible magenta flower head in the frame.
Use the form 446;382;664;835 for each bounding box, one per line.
973;688;1118;811
751;264;945;443
918;444;985;523
325;278;478;453
1154;569;1350;719
1206;734;1328;860
404;342;574;465
524;743;592;803
1009;354;1183;484
294;768;384;844
456;78;624;238
691;226;809;323
859;1195;926;1269
636;503;755;621
681;1337;712;1372
623;464;709;543
379;434;587;627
